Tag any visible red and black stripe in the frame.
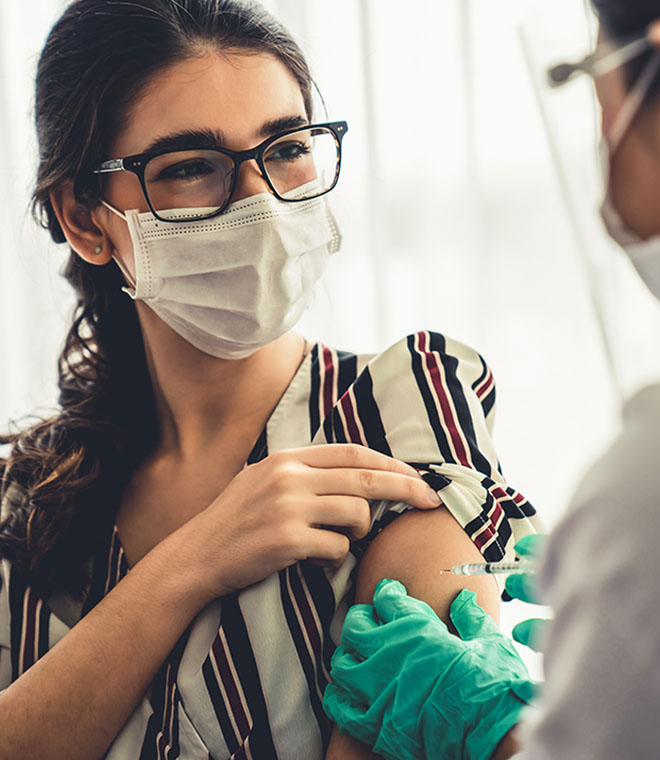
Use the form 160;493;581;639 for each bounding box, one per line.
8;565;51;679
211;594;278;758
310;345;358;442
82;524;128;617
340;368;392;454
140;630;190;760
407;333;458;464
202;640;246;757
298;563;338;699
425;332;493;476
484;477;537;520
279;566;333;750
471;354;496;419
463;488;510;562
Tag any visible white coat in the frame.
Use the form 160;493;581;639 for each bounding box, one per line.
517;383;660;759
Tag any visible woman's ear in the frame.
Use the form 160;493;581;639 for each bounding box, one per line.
49;181;113;265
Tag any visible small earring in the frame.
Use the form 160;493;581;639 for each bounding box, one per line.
94;244;103;254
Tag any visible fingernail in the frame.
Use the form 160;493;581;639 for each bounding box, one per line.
427;486;442;505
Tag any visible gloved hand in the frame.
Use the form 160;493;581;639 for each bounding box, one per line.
505;534;549;652
324;579;537;760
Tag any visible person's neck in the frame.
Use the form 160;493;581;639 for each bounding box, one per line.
135;302;307;461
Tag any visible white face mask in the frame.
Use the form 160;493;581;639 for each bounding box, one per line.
601;191;660;301
105;191;341;359
598;54;660;301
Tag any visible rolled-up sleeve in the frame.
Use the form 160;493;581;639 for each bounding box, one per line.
315;331;541;567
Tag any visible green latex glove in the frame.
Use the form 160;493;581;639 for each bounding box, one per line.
505;534;550;652
324;579;536;760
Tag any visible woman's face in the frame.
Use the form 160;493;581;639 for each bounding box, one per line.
96;51;308;276
596;26;660;239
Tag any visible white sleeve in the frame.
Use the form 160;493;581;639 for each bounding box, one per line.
517;385;660;760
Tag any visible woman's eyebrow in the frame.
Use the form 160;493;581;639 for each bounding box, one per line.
138;116;308;156
257;114;309;139
141;128;226;155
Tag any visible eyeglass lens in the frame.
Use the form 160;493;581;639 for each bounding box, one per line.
143;126;339;220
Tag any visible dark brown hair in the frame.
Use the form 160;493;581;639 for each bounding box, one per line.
0;0;314;597
592;0;660;97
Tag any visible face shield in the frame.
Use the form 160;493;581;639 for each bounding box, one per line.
520;1;660;406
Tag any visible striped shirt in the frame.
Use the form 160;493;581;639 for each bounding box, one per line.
0;331;540;759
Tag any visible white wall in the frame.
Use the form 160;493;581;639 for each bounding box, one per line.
1;0;627;529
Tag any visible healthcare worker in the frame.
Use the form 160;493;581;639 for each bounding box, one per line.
324;1;660;759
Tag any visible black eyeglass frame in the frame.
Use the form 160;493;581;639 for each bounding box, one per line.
93;120;348;223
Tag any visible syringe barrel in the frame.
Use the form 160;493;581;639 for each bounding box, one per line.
451;560;536;576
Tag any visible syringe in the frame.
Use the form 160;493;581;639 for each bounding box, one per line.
438;558;538;577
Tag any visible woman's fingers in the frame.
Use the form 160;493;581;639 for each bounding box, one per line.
291;443;422;479
313;467;442;509
304;527;351;567
312;496;372;540
265;445;442;508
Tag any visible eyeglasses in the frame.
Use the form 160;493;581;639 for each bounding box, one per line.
93;120;348;223
548;33;652;87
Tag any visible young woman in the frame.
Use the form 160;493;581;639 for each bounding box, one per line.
0;2;539;758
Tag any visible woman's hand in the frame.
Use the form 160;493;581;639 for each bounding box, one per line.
179;444;442;604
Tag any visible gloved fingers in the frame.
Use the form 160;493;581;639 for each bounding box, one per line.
449;589;501;641
514;534;548;558
505;572;544;605
342;603;379;638
511;618;549;652
372;578;445;625
339;604;384;659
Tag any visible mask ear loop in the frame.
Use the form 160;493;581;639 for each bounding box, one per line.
521;23;660;410
598;50;660;404
98;198;138;292
607;51;660;154
99;198;124;219
597;45;660;405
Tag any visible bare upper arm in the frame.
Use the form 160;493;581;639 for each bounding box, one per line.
325;506;501;759
354;505;499;621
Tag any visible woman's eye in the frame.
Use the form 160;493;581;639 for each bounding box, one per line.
155;159;215;182
267;141;311;162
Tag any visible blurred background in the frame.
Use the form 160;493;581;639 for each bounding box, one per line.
3;0;659;670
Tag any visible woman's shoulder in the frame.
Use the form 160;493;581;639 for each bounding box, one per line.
362;330;489;363
314;330;493;391
315;329;495;424
310;330;497;466
309;330;538;565
357;331;494;400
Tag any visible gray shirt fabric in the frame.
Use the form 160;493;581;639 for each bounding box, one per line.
517;383;660;759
